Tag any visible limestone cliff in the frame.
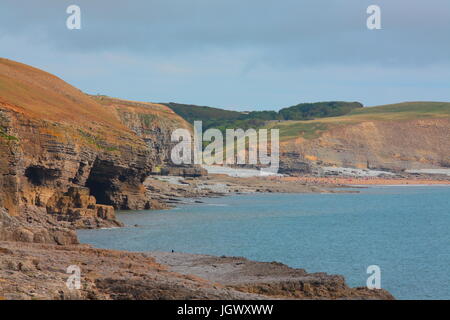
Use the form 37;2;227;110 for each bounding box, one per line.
91;95;191;167
161;100;450;173
0;58;190;242
275;103;450;173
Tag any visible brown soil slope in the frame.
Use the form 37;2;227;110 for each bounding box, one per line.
0;58;188;232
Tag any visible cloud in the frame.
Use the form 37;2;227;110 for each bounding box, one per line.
0;0;449;108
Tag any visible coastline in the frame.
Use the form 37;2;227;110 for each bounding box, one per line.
143;173;450;210
3;173;448;300
277;176;450;186
0;240;394;300
76;182;450;300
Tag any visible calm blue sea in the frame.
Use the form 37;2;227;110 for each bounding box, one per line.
78;186;450;300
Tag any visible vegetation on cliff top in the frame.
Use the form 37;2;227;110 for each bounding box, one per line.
0;59;188;152
268;101;450;141
1;57;448;145
163;99;450;141
162;101;363;133
91;96;191;132
279;101;363;120
0;58;149;152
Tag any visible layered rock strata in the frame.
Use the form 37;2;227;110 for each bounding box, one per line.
0;58;191;241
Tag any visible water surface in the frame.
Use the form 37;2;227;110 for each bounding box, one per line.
78;186;450;299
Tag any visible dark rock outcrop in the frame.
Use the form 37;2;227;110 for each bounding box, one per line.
160;165;207;177
46;187;121;229
0;207;78;245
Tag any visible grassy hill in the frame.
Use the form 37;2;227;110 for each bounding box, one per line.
267;102;450;141
93;96;190;130
279;101;362;120
163;99;450;141
162;100;450;170
162;102;243;122
349;101;450;118
0;58;147;151
0;58;125;130
161;101;364;132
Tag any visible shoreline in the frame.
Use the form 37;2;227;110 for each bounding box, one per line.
143;173;450;210
276;176;450;186
78;181;450;301
3;174;448;300
0;240;394;300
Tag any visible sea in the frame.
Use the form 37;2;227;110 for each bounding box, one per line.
78;186;450;300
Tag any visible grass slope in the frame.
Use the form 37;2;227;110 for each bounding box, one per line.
268;102;450;141
162;102;243;122
0;58;124;129
0;58;145;149
162;101;364;133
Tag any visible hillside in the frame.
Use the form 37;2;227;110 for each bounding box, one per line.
350;101;450;117
0;58;188;226
0;58;147;152
278;101;363;120
162;98;450;172
270;102;450;172
1;56;449;211
161;102;255;131
161;101;363;131
268;101;450;141
91;96;192;166
162;102;243;123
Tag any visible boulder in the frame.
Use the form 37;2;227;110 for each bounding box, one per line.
0;207;78;245
46;187;121;228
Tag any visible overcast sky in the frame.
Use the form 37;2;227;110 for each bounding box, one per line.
1;0;449;110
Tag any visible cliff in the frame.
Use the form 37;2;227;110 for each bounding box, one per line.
0;58;190;242
0;58;398;300
273;102;450;173
161;100;450;173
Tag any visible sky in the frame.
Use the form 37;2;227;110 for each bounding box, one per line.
1;0;449;111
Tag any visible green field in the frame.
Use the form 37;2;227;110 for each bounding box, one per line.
349;102;450;118
163;100;450;142
267;102;450;141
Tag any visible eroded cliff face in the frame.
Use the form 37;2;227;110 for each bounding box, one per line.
0;58;190;243
280;118;450;172
91;95;192;167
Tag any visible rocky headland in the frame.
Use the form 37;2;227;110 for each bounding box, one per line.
0;57;194;240
0;241;394;300
3;57;449;300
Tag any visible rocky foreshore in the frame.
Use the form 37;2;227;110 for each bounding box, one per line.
0;241;393;300
4;169;449;300
0;169;394;300
143;173;343;208
142;171;450;209
0;169;396;301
